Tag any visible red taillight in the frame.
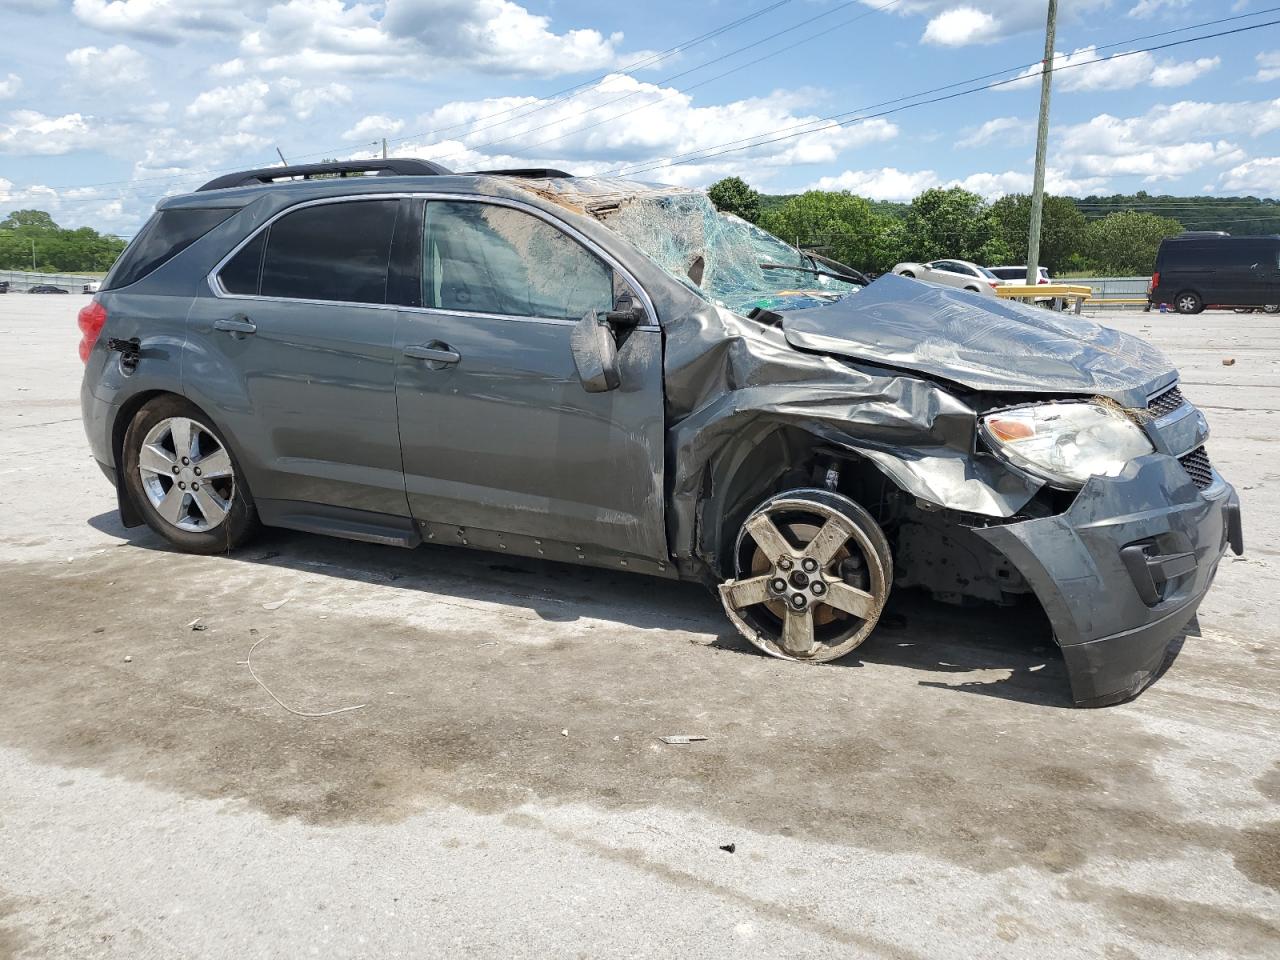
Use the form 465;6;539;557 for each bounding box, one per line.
77;300;107;363
1039;276;1048;284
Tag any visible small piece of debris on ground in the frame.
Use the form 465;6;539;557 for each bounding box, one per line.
1222;358;1236;366
261;598;290;611
659;735;708;744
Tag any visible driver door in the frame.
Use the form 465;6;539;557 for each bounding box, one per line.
393;197;668;563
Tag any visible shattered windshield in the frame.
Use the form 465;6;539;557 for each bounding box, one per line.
589;189;862;316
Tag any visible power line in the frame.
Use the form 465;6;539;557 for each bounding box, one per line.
419;0;904;166
22;8;1280;212
40;0;797;195
610;15;1280;178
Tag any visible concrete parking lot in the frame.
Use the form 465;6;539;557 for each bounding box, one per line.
1;293;1277;959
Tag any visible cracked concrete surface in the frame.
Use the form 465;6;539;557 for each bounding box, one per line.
1;296;1277;958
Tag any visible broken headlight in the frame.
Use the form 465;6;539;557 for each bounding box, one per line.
980;402;1154;489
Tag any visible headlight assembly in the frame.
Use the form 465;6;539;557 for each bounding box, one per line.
980;401;1154;489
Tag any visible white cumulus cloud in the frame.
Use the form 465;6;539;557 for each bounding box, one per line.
922;7;996;46
957;117;1025;148
1219;157;1280;192
66;44;151;92
0;74;21;100
1256;52;1280;84
343;114;406;141
1006;47;1219;93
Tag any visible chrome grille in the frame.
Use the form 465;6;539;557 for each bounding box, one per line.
1148;385;1186;419
1178;446;1214;490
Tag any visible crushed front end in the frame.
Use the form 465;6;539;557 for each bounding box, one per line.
975;387;1243;706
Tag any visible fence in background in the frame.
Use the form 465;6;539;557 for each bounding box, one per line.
0;270;98;293
1069;276;1150;310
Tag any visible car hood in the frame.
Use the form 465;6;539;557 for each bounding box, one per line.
780;273;1173;402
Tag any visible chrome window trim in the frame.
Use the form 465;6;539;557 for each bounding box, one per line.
205;191;660;331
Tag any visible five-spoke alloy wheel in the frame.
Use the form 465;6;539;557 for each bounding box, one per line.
122;395;259;553
137;416;235;531
719;489;891;662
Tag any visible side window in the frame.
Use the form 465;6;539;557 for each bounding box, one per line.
238;200;399;304
219;231;265;295
422;200;614;321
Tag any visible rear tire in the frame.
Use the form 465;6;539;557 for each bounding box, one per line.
122;395;259;554
900;270;915;279
1264;304;1280;315
1175;291;1204;315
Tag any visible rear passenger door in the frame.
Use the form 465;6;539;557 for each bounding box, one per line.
187;197;412;520
393;196;668;563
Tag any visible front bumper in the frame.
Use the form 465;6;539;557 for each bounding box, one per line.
976;454;1242;707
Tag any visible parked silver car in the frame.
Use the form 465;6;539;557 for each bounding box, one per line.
892;259;1001;295
79;159;1242;707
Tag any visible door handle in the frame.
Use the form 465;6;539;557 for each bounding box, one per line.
213;316;257;338
403;343;461;365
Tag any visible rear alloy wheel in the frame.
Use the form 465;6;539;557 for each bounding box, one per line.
1264;304;1280;315
1175;291;1203;315
122;396;258;553
719;489;891;662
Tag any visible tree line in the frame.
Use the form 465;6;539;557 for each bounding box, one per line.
0;210;127;273
707;177;1280;277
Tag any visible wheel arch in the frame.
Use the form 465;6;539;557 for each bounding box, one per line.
695;424;903;580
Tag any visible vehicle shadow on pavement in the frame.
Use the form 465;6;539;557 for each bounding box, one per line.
90;511;1091;709
709;590;1078;708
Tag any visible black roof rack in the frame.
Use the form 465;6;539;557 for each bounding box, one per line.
197;158;453;192
462;167;573;179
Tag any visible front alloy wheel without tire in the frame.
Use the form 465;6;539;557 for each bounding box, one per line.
719;489;891;662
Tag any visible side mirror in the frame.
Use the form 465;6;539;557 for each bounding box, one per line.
571;310;621;393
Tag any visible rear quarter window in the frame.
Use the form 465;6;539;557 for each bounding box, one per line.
104;207;239;290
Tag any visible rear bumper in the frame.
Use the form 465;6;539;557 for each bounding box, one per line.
976;455;1242;707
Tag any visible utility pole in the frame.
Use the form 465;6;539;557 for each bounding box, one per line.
1026;0;1057;284
31;238;36;271
382;138;388;159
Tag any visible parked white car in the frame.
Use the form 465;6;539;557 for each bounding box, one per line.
892;259;1001;296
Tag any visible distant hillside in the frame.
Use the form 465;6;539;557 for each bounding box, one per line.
761;190;1280;236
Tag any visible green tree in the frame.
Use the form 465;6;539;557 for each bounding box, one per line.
987;193;1087;273
707;176;762;223
758;190;906;273
1083;211;1184;275
903;187;1000;263
0;209;126;272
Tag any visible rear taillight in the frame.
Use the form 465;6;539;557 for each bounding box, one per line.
77;300;107;363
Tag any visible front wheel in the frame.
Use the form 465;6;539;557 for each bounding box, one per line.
1175;291;1204;315
718;489;891;662
1264;304;1280;315
899;270;915;279
122;395;259;554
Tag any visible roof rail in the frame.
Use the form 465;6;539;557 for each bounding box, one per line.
197;158;453;192
462;167;573;179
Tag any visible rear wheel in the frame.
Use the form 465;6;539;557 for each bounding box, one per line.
899;270;916;279
1175;291;1204;315
1264;304;1280;315
122;395;259;554
718;489;891;662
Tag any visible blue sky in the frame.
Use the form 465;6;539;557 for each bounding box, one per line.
1;0;1278;235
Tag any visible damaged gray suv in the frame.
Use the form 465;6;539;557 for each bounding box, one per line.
80;159;1243;707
